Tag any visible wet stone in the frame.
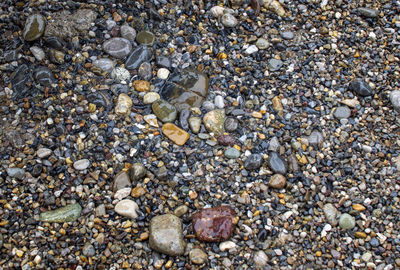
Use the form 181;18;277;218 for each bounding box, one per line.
192;206;237;242
268;59;283;71
268;152;287;174
6;168;25;180
224;117;239;132
358;7;379;18
23;14;46;41
120;24;136;41
133;80;150;92
143;92;160;104
162;123;190;146
87;91;112;109
188;116;202;134
203;109;226;134
73;159;90;170
30;46;45;61
221;13;238;27
49;49;65;65
93;58;114;73
138;62;152;80
323;203;338;226
125;46;152;70
114;199;139;219
348;78;373;96
11;64;32;99
129;163;147;182
44;36;63;50
339;213;355;230
34;67;55;86
115;93;132;115
224;147;241;159
244;154;263;170
149;214;185;256
173;205;189;217
103;38;132;59
156;56;172;68
268;174;286;189
179;109;190;130
136;31;155;46
189;248;208;264
334;106;351;119
39;203;82;223
152;99;177;122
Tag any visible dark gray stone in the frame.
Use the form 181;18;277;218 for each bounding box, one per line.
268;152;287;174
125;46;152;70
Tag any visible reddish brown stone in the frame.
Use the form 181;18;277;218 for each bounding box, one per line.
192;206;237;242
217;134;236;146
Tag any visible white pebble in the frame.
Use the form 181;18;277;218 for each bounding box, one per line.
219;241;236;252
214;95;225;109
115;199;139;219
73;159;90;170
157;68;170;79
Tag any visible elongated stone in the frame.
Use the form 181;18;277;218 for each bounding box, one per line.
23;14;46;41
162;123;190;146
323;203;338;226
40;203;82;223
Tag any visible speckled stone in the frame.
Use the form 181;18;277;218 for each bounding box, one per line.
189;248;208;264
125;46;152;70
339;213;355;230
103;37;132;59
115;93;132;115
203;109;226;134
152;99;177;122
39;203;82;223
23;14;46;41
162;123;190;146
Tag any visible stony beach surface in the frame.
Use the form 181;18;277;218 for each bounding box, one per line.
0;0;400;269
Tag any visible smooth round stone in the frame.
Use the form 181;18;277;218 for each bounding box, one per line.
103;37;132;59
214;95;225;109
49;49;65;64
224;117;239;132
149;214;185;256
152;99;177;122
219;241;236;251
73;159;90;170
224;147;240;159
133;80;150;92
268;59;283;71
136;31;155;46
115;93;132;115
389;90;400;112
323;203;338;226
221;13;238;27
245;45;258;55
143;92;160;104
202;101;215;111
189;248;208;264
254;250;268;267
203;109;226;134
114;187;131;200
256;38;269;49
129;163;147;182
30;46;45;61
268;152;287;174
280;31;294;40
93;58;114;73
82;243;95;257
6;168;25;180
188;116;202;134
44;36;63;50
162;123;190;146
245;154;263;170
23;14;46;41
125;46;152;70
268;174;286;189
120;24;136;41
358;7;379;18
39;203;82;223
174;205;189;217
37;148;52;158
339;213;356;230
348;78;373;96
334;106;351;119
362;252;372;262
210;6;225;17
33;67;55;86
157;68;170;80
138;62;152;80
114;199;139;219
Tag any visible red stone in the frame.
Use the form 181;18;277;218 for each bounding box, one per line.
192;206;237;242
217;134;236;146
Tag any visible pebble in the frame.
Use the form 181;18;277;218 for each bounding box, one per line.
268;137;280;152
30;46;45;61
210;6;225;17
358;7;379;18
113;187;132;200
115;93;132;115
162;123;190;146
348;79;373;96
323;203;339;226
133;80;150;92
339;213;356;230
254;250;269;267
179;109;190;130
244;154;263;170
218;134;236;146
256;38;269;49
224;117;239;132
157;68;170;80
93;58;114;73
6;168;25;180
203;109;226;134
138;62;152;80
221;14;238;27
129;163;147;182
39;203;82;223
114;199;139;219
189;248;208;264
152;99;177;122
224;147;241;159
268;59;283;71
334;106;351;119
188;116;202;134
149;214;185;256
280;31;295;40
82;243;95;257
214;95;225;109
143;92;160;104
73;159;90;170
173;205;189;217
120;24;136;41
112;171;131;192
111;67;131;83
268;174;286;189
219;241;236;251
389;90;400;112
245;45;259;55
23;14;46;41
36;148;52;158
136;31;155;46
125;46;152;70
268;152;287;174
103;37;132;59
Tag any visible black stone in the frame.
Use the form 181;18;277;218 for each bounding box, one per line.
268;152;287;174
125;46;152;70
348;78;373;96
244;154;263;170
34;67;55;86
11;64;32;99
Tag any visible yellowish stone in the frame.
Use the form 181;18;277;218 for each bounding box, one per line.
272;96;283;111
252;111;263;118
115;93;132;115
162;123;190;146
352;204;366;211
133;80;150;92
355;231;367;238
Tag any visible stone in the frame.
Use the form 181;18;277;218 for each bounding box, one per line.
362;252;372;262
131;185;146;198
268;59;283;71
144;114;159;128
103;38;132;59
334;106;351;119
254;250;269;267
245;45;259;55
179;109;190;130
156;56;172;68
112;171;131;192
268;174;286;189
188;116;202;134
93;58;114;73
256;38;269;49
87;91;113;110
224;147;241;159
219;241;236;251
115;94;132;115
221;13;238;27
173;205;189;217
268;137;280;152
161;68;209;111
308;130;323;147
120;24;136;40
157;68;170;80
111;67;131;83
348;79;373;96
34;67;55;86
149;214;185;256
389;90;400;112
143;92;160;104
272;96;283;111
210;6;225;17
6;168;25;180
114;199;139;219
82;243;95;257
245;154;263;170
113;187;131;200
189;248;208;264
264;0;286;16
268;152;287;174
133;80;150;92
30;46;45;61
136;31;155;46
152;99;177;122
37;148;52;158
323;203;338;226
339;213;356;230
352;204;366;211
203;109;226;135
218;135;236;146
23;14;46;41
192;206;237;242
224;117;239;132
125;46;152;70
129;163;147;182
358;7;379;18
138;62;152;80
280;31;295;40
44;36;64;50
49;49;65;64
162;123;190;146
11;64;32;99
39;203;82;223
214;95;225;109
73;159;90;170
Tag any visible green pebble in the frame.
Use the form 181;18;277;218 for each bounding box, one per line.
136;31;155;46
339;213;355;230
40;203;82;223
224;147;240;159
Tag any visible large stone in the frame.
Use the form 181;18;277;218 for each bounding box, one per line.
203;109;226;135
125;46;152;70
160;68;209;111
115;93;132;115
120;24;136;41
268;152;287;174
244;154;263;170
114;199;139;219
93;58;114;73
112;171;131;192
6;168;25;180
358;7;379;18
149;214;185;256
152;99;177;123
39;203;82;223
162;123;190;146
11;64;32;99
188;116;202;134
192;206;237;242
103;38;132;59
268;174;286;189
136;31;155;46
23;14;46;41
339;213;355;230
389;90;400;112
348;79;373;97
33;67;55;86
129;163;147;182
189;248;208;264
